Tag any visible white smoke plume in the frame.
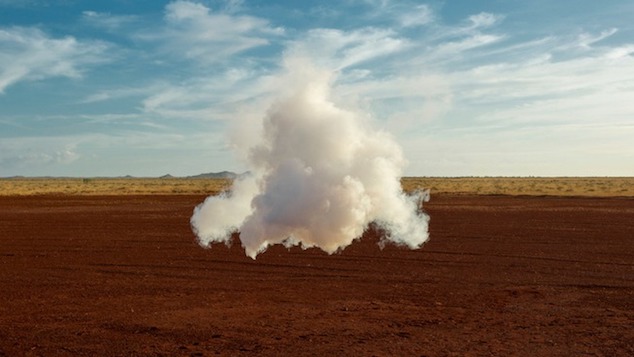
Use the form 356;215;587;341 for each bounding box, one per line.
191;61;429;259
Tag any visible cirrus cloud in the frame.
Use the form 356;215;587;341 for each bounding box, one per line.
137;0;284;64
0;26;109;94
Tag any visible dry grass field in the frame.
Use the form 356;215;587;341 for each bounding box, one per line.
0;178;231;196
0;177;632;197
401;177;634;197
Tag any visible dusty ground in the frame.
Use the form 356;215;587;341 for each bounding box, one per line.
0;194;632;356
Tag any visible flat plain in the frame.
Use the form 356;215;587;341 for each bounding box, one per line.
1;176;633;196
0;178;632;356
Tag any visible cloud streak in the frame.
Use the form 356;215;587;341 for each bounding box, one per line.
0;26;108;94
0;140;79;169
138;0;284;64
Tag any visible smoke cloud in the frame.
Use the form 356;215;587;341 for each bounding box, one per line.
191;61;429;259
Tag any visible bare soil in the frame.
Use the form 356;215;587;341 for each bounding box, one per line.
1;195;632;356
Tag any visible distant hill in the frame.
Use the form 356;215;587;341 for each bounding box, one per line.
2;172;246;179
186;171;240;179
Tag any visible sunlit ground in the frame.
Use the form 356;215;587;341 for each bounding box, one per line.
1;177;632;197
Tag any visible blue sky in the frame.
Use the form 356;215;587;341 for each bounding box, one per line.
1;0;633;177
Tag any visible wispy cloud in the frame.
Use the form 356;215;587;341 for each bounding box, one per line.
577;28;618;49
79;84;163;104
452;33;634;123
289;27;408;70
0;0;44;7
138;0;283;64
0;141;79;169
467;12;503;29
139;67;270;120
138;2;632;138
81;11;139;31
0;26;109;94
2;0;633;176
398;4;434;28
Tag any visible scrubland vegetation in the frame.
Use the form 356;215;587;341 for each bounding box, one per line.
1;177;632;197
402;177;634;197
0;178;231;196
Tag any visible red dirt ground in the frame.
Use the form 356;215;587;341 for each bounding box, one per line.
0;194;632;356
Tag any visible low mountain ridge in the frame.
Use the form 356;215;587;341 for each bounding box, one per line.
185;171;239;179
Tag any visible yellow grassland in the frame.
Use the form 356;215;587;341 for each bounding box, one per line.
401;177;634;197
0;178;231;196
1;177;632;197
